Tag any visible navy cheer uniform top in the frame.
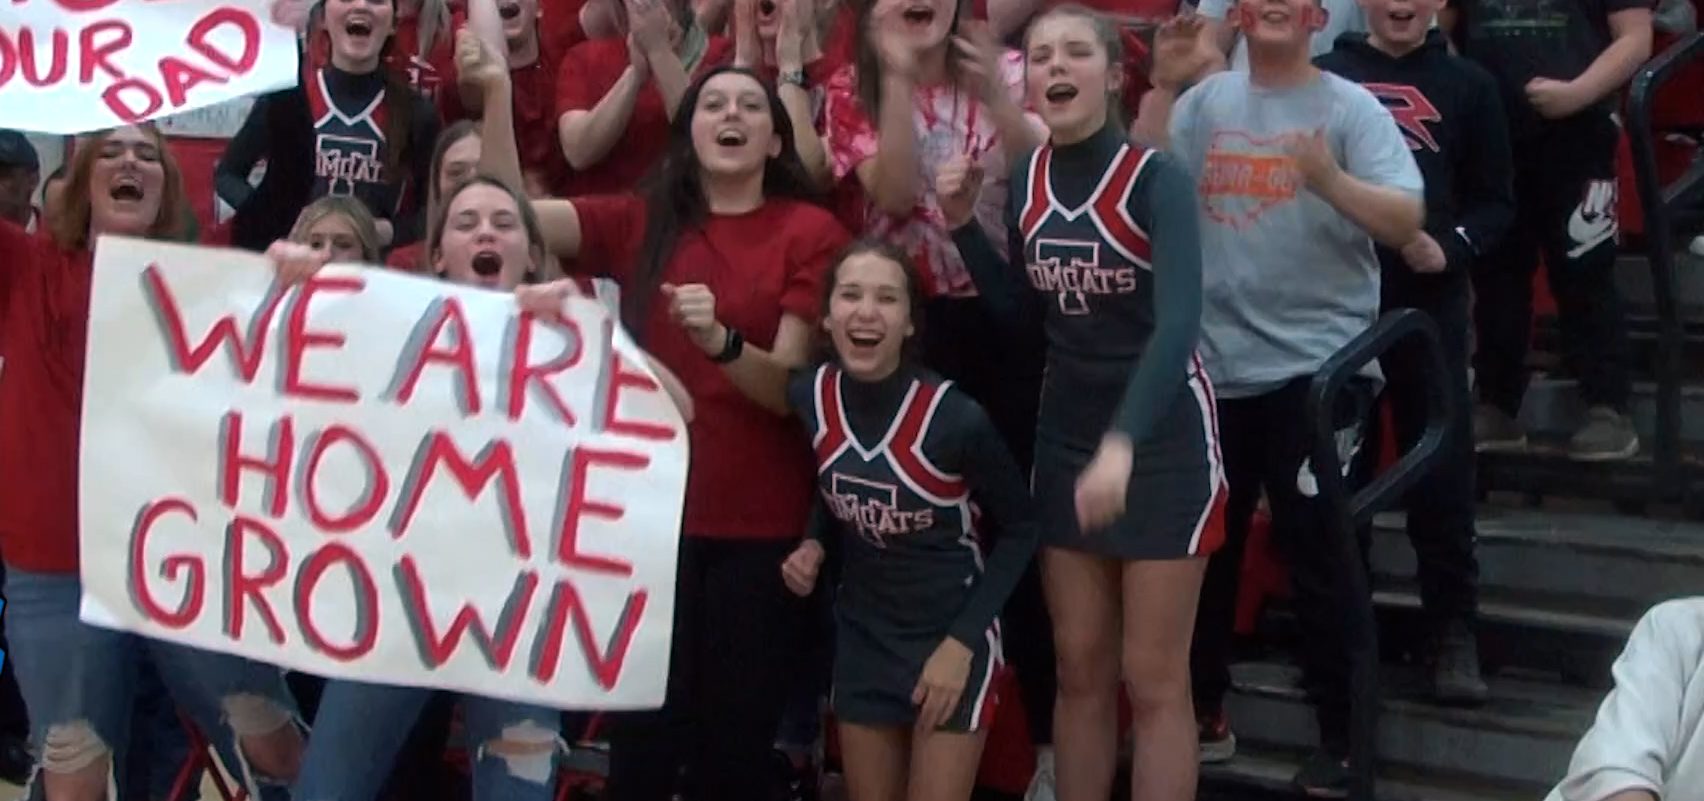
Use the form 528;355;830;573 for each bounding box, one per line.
790;363;1039;732
954;121;1227;560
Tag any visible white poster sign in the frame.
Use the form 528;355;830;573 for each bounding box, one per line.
79;237;687;710
0;0;297;135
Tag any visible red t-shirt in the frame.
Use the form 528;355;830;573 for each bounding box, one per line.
573;195;849;539
441;29;572;196
553;36;734;196
0;222;91;573
541;0;592;54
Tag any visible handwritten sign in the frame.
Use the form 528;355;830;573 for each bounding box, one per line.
79;237;688;710
0;0;297;135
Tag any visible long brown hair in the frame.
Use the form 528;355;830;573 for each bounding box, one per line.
51;123;192;251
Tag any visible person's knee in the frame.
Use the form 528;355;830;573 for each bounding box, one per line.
479;720;561;785
38;721;111;801
221;694;302;781
1121;647;1188;721
1054;630;1118;696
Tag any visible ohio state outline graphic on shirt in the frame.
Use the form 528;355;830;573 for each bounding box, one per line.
1198;130;1304;230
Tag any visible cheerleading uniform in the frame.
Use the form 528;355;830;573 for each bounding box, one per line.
789;363;1039;731
953;121;1225;559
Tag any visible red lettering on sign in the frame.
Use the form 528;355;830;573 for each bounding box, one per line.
79;20;127;84
18;27;68;87
396;557;538;670
103;76;162;122
301;424;390;533
129;497;206;629
555;447;644;577
392;297;482;415
602;352;676;441
219;412;294;519
224;515;288;644
142;263;287;383
504;312;581;426
529;580;647;690
283;275;365;404
186;7;259;75
389;433;532;558
295;543;379;661
159;55;226;107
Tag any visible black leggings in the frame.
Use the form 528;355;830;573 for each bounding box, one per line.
606;537;804;801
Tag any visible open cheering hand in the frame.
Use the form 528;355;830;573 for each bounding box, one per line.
1150;14;1214;91
936;154;986;230
1284;128;1340;192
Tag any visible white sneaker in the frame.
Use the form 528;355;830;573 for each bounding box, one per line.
1024;747;1058;801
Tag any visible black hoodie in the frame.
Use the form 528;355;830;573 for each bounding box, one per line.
1317;29;1515;292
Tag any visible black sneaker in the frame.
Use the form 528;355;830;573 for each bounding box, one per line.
1292;750;1351;799
1431;621;1490;706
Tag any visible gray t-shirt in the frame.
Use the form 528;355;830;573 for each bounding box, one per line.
1167;70;1424;398
1194;0;1368;69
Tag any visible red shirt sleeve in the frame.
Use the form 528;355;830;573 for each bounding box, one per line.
572;194;647;278
555;41;614;120
822;65;878;182
778;207;850;322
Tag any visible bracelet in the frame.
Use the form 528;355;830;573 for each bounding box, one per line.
710;326;745;364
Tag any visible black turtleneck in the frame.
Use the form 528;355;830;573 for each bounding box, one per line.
1317;30;1514;285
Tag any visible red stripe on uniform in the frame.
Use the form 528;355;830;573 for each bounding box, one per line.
1194;481;1229;557
1020;148;1053;242
814;367;849;469
887;382;966;501
1090;146;1153;266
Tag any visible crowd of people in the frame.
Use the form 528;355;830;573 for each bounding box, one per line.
0;0;1681;796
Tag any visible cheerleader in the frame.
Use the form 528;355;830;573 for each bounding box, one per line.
779;241;1040;801
948;7;1222;801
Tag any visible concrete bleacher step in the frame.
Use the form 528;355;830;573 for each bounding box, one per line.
1371;585;1633;687
1613;251;1704;316
1370;502;1704;611
1200;745;1533;801
1220;661;1599;792
1613;250;1704;319
1515;375;1704;444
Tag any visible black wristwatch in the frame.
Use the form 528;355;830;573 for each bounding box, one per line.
711;326;745;364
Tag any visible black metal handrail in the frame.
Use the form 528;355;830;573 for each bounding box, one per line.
1626;31;1704;498
1306;309;1456;801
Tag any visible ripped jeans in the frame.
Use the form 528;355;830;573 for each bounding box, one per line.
4;569;300;799
294;679;560;801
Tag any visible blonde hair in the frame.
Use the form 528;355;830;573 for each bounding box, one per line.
52;123;192;251
290;196;384;262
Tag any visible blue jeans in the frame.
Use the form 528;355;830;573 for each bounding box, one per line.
294;679;561;801
4;569;299;800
